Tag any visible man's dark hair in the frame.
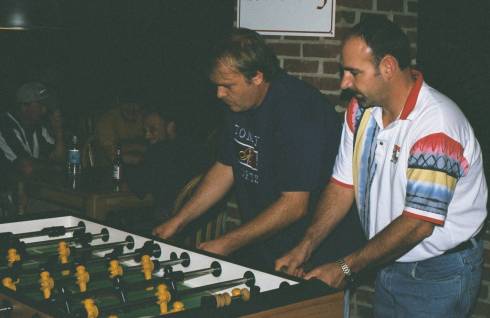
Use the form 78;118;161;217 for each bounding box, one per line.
345;16;411;69
144;106;179;124
210;28;281;81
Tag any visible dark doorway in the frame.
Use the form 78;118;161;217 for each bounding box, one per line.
417;0;490;172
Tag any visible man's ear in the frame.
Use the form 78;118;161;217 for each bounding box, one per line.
379;55;399;79
251;71;265;85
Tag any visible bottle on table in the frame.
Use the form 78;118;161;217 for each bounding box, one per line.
67;135;81;190
112;144;122;192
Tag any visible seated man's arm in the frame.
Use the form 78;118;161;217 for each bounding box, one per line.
198;190;310;256
275;181;355;276
152;161;234;238
47;110;65;162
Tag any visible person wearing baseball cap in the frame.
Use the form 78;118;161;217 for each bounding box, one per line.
0;81;65;177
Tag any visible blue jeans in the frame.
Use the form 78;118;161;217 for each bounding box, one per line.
374;239;483;318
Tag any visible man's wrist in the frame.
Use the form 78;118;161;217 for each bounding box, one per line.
299;237;314;256
335;258;356;284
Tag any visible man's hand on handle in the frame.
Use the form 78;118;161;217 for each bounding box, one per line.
304;262;347;289
152;217;182;239
274;243;312;277
198;239;231;256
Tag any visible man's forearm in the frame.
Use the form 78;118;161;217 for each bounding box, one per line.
215;191;310;254
301;182;355;254
51;130;65;161
345;214;434;273
173;162;234;229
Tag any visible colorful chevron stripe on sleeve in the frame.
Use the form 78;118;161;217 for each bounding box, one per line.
405;132;469;224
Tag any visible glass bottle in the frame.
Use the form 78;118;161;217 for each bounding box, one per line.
67;135;81;190
112;145;122;192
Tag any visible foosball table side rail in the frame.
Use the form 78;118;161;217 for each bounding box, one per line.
162;279;343;318
0;286;66;318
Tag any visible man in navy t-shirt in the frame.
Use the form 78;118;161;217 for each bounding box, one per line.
153;28;364;270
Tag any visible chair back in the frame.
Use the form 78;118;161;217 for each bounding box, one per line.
173;174;227;248
81;134;96;168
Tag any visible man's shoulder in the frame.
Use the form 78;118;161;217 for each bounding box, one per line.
0;112;20;131
268;73;333;115
412;83;467;126
272;72;325;98
95;107;122;129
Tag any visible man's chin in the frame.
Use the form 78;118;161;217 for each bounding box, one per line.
355;94;365;101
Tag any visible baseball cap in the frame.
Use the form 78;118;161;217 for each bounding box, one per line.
16;82;50;104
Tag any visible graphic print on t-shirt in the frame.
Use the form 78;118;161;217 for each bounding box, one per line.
234;138;258;171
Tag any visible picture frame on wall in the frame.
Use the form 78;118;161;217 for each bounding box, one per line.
237;0;336;37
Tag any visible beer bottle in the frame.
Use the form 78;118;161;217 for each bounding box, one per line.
112;144;122;192
67;135;81;189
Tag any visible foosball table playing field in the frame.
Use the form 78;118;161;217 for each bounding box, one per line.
0;215;343;318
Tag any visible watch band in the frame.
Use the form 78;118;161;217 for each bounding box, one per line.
336;258;355;284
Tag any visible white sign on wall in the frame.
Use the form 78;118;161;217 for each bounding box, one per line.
237;0;336;37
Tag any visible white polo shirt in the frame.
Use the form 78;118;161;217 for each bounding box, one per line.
332;71;487;262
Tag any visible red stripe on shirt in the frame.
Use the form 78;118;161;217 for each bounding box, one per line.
402;210;444;225
399;70;424;120
331;177;353;189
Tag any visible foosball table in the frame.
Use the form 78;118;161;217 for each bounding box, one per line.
0;215;343;318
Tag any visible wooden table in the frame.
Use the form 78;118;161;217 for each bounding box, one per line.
24;167;154;221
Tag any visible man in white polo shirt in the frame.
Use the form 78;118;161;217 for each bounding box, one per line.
275;16;487;317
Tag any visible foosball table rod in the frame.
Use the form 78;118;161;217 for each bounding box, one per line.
75;271;255;318
0;228;110;274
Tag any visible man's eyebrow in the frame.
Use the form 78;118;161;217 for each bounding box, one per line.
340;66;360;73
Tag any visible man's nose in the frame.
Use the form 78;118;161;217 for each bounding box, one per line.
340;73;352;90
216;87;227;99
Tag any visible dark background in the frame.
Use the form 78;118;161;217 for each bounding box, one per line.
0;0;234;139
0;0;488;161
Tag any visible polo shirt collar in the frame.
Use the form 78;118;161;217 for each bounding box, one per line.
399;70;424;120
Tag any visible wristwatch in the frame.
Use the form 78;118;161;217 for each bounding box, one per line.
336;258;356;285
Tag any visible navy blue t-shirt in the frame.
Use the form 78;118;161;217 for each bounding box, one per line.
219;72;365;268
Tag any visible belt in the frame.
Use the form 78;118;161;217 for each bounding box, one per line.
444;231;483;255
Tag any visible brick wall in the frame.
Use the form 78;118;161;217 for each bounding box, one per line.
264;0;417;110
230;0;490;317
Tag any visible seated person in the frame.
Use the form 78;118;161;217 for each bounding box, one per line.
0;81;64;178
109;108;213;232
94;90;146;166
124;108;213;220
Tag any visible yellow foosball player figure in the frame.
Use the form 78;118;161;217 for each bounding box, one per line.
6;248;20;268
141;254;154;281
39;271;54;299
155;283;172;314
2;277;18;291
57;241;71;276
172;301;185;313
75;265;90;292
82;298;99;318
108;259;123;278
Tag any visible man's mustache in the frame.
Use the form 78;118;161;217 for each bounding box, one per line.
340;89;360;100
